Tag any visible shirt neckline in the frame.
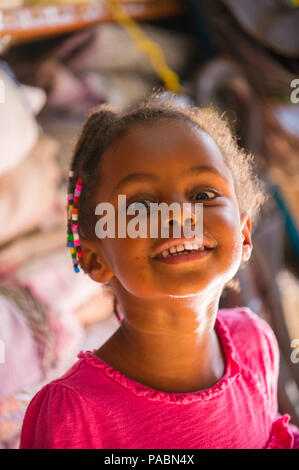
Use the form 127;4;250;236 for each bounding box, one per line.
78;310;241;404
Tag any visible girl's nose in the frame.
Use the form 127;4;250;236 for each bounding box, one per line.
164;206;197;230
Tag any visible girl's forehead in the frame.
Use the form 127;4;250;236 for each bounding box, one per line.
94;121;237;205
102;120;228;175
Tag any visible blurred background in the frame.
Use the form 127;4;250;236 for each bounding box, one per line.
0;0;298;448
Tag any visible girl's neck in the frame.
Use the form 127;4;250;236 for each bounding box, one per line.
95;291;226;393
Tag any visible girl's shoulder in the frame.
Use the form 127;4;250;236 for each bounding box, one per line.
218;305;279;354
218;305;278;344
218;306;280;389
26;349;109;404
19;355;105;448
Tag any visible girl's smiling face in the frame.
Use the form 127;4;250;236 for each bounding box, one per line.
84;119;252;298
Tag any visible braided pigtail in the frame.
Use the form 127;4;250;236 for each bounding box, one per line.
66;104;120;273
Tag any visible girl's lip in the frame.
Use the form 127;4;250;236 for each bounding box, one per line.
152;247;214;265
150;236;216;259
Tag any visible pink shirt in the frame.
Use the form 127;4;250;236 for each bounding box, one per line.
20;307;299;449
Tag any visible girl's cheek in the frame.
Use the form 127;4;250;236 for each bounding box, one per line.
205;205;243;257
204;202;241;235
105;237;146;272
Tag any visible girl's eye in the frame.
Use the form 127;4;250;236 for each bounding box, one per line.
127;200;152;212
193;191;216;201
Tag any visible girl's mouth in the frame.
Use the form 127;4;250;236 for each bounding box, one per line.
152;243;214;265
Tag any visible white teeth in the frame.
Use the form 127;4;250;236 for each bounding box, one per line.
176;245;184;252
184;243;194;250
158;242;208;258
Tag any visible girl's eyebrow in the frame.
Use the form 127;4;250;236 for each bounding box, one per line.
185;165;228;181
111;172;157;196
111;165;227;198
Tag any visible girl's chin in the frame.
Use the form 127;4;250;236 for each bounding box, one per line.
122;280;210;299
153;280;213;298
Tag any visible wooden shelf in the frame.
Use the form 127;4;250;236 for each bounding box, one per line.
0;1;184;41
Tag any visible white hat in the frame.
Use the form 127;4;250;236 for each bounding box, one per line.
0;68;46;176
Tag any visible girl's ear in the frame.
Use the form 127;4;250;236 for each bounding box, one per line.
240;212;252;263
79;238;114;284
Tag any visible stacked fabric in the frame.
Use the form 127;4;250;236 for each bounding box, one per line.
0;65;116;448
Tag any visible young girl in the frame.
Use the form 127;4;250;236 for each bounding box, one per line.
20;90;299;449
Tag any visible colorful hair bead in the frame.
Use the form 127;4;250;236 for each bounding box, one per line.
67;172;83;273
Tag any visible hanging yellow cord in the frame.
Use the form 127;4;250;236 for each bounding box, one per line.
103;0;184;93
31;0;184;92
